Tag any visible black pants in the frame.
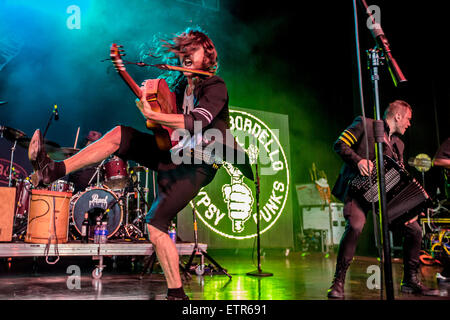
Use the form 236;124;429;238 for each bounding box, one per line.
115;125;217;234
336;198;423;276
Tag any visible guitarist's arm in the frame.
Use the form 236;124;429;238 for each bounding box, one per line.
143;108;186;130
135;87;186;130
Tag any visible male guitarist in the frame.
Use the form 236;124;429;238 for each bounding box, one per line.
327;100;439;298
28;28;251;300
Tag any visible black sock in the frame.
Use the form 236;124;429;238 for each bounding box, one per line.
56;161;67;176
167;287;186;298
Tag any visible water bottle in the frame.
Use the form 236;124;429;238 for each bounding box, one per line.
94;219;101;244
81;212;90;243
100;221;108;244
168;222;176;244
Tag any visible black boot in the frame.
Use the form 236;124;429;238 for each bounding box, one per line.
28;129;65;187
166;287;189;300
327;261;350;299
401;268;440;296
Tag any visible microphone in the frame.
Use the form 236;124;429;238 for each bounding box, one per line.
53;104;59;120
359;0;407;86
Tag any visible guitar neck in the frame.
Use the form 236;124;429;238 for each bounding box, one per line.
118;69;142;99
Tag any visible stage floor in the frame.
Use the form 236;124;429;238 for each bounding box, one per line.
0;249;449;301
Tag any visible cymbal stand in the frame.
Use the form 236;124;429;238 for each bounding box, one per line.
1;127;18;187
123;168;153;239
124;191;144;239
8;140;17;187
87;159;106;187
184;203;232;279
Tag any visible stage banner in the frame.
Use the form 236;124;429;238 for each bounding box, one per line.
178;106;293;249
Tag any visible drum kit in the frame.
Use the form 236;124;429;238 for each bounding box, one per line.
1;126;154;243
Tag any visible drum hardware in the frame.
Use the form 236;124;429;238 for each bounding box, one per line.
49;179;74;193
0;126;27;187
124;166;153;238
88;158;107;187
5;152;154;242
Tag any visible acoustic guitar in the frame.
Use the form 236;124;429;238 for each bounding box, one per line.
110;43;176;151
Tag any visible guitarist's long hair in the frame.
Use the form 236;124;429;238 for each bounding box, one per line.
141;27;219;91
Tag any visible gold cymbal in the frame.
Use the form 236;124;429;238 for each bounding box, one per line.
48;147;80;160
408;154;432;173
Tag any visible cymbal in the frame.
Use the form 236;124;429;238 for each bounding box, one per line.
17;136;60;153
408;153;432;172
48;147;80;160
0;126;27;141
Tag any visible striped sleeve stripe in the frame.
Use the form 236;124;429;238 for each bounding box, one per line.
345;130;357;143
342;131;357;144
192;108;213;124
339;135;352;147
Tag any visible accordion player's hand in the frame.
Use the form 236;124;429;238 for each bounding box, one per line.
404;215;418;225
404;212;425;226
357;159;374;176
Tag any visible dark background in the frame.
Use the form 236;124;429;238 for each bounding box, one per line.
1;1;449;252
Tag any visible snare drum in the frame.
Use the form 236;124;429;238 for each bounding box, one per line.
70;187;123;239
103;156;129;190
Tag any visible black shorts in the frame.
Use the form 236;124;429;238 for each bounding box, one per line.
115;125;217;234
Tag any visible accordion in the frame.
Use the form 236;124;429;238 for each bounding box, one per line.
349;155;432;225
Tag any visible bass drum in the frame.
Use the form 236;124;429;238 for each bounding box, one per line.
70;187;123;239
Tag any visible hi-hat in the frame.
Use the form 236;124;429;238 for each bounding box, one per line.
0;126;27;141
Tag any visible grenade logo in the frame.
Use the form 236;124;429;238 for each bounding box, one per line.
222;162;254;233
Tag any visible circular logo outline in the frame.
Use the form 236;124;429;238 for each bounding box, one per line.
191;108;290;240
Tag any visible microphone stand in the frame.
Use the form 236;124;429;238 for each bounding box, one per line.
357;0;408;301
247;161;273;277
43;107;57;139
368;47;394;300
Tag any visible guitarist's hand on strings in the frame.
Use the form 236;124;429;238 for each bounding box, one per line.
135;80;185;130
136;80;156;121
357;159;374;176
